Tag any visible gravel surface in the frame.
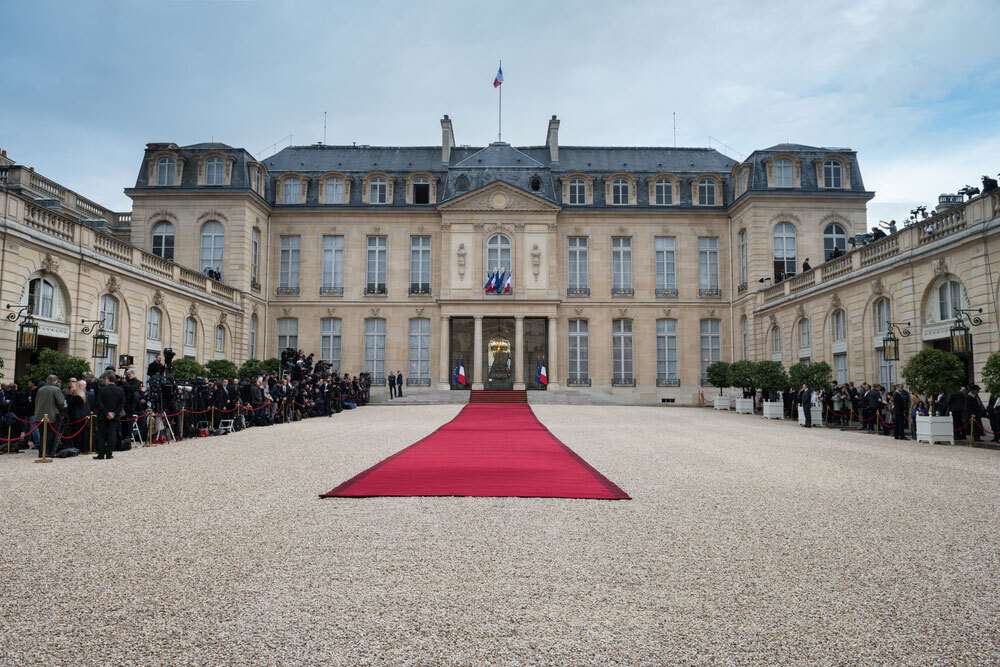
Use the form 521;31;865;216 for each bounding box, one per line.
2;406;1000;665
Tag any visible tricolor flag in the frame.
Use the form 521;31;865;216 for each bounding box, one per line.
502;271;512;293
536;361;548;386
493;65;503;88
492;268;506;293
484;269;495;292
457;362;466;385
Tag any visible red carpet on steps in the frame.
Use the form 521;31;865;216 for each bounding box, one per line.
321;404;629;499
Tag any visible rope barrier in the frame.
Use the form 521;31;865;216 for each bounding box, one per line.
0;422;40;441
49;418;90;440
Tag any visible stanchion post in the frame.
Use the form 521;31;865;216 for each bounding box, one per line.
87;413;94;455
146;408;155;447
236;403;241;429
34;414;52;463
3;423;12;455
179;408;185;441
969;417;976;447
211;405;216;431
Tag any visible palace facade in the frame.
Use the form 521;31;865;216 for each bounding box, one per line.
2;116;998;403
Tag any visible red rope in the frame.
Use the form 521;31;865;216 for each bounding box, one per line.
185;408;212;415
50;419;90;440
0;422;40;441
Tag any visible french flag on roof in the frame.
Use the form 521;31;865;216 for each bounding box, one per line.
493;65;503;88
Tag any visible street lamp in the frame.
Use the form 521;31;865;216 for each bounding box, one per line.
6;304;39;352
882;321;911;362
950;307;983;356
81;318;109;360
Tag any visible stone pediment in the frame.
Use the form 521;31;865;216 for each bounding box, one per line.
437;181;561;213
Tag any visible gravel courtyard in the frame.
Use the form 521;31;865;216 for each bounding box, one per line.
2;405;999;664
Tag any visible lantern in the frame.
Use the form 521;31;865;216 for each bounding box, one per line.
950;318;971;356
882;329;900;362
92;329;109;360
17;317;39;351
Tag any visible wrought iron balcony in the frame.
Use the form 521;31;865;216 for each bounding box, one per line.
409;285;432;296
611;377;635;387
276;286;299;296
699;287;722;298
567;287;590;297
320;286;344;296
406;377;431;386
365;284;388;296
656;377;680;387
611;287;634;297
567;377;591;387
655;287;678;297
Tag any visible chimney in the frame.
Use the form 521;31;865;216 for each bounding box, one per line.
441;115;456;164
546;115;560;163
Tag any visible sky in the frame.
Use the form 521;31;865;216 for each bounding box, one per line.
3;0;999;225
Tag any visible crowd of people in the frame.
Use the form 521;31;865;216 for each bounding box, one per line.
0;349;375;461
749;381;997;442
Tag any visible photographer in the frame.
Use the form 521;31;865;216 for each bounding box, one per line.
147;354;166;378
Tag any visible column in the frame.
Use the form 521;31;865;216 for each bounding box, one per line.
472;315;484;390
547;316;561;390
437;315;450;390
514;316;525;390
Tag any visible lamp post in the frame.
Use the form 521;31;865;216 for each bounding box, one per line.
950;307;983;357
81;318;109;360
6;304;39;351
881;321;911;362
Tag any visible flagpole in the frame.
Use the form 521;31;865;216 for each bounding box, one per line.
498;59;502;142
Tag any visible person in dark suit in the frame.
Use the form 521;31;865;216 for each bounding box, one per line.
396;371;403;397
387;371;396;399
799;384;812;427
965;385;986;442
891;384;907;439
949;387;968;439
94;374;124;460
987;393;1000;443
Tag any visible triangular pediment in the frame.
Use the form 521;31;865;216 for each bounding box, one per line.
437;180;561;212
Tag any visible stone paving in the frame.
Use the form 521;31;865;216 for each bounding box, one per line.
2;406;999;664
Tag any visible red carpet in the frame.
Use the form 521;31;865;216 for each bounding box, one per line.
321;404;629;499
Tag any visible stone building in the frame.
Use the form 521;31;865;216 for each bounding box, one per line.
3;116;998;402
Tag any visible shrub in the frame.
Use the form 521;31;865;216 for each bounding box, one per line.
752;361;788;395
237;358;270;380
982;352;1000;396
263;358;281;375
808;361;833;390
788;362;811;389
705;361;731;395
900;349;965;398
22;348;91;385
205;359;239;379
171;358;207;380
727;360;755;391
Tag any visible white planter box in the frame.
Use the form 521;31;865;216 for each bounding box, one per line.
916;415;954;445
735;398;754;414
762;400;784;419
797;405;824;426
713;396;730;410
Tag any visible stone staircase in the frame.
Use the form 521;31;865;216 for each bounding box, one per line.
469;389;528;404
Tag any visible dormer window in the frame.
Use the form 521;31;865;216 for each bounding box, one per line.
612;178;630;205
530;176;541;192
370;177;387;204
774;159;793;187
568;178;586;205
326;177;344;204
413;177;430;204
282;177;300;204
824;160;843;188
655;178;673;205
157;157;175;186
206;157;224;185
252;168;260;192
698;178;716;206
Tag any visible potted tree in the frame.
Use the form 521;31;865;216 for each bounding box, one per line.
728;360;756;414
706;361;732;410
753;361;789;419
901;349;966;445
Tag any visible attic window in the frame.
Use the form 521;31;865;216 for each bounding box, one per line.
456;175;469;192
413;178;430;204
530;177;541;192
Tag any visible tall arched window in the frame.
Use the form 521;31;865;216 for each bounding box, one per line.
799;318;810;349
771;326;782;360
200;221;224;274
612;318;634;383
741;316;748;360
656;319;678;384
874;298;891;334
184;317;197;348
774;158;793;187
568;178;586;205
938;279;963;321
282;177;300;204
206;157;224;185
408;318;430;381
321;317;341;370
832;310;846;342
147;307;161;340
773;222;797;278
151;221;175;261
99;294;118;331
156;157;175;186
27;277;56;318
824;223;847;260
486;233;512;277
277;317;298;355
364;318;386;381
738;230;747;286
824;160;843;188
215;325;226;355
249;313;258;359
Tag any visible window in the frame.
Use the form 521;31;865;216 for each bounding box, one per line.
206;157;224;185
568;319;589;383
369;177;387;204
215;325;225;354
655;179;673;205
249;314;258;359
612;319;634;383
99;294;117;331
277;317;298;354
700;319;721;383
698;178;716;206
364;318;386;381
567;237;588;293
282;177;300;204
698;237;719;295
145;351;159;370
654;237;676;295
413;177;430;204
252;168;260;193
325;177;344;204
184;317;196;347
834;352;848;384
938;279;962;321
799;319;811;349
455;174;469;192
833;310;846;342
408;318;430;381
156;157;174;186
773;222;797;278
96;343;116;373
251;228;260;286
738;230;748;287
878;348;895;385
568;178;586;205
27;278;55;319
771;327;781;360
612;178;629;205
410;236;431;294
151;222;175;261
366;236;388;294
200;221;224;274
824;223;847;260
611;236;633;295
741;316;749;359
486;233;512;279
875;298;891;335
279;235;300;292
320;318;341;371
322;235;344;294
774;159;793;187
656;319;678;384
824;160;843;188
147;307;161;340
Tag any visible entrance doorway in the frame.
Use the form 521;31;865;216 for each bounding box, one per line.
483;318;514;390
930;339;974;385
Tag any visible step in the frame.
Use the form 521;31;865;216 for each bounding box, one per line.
470;390;528;404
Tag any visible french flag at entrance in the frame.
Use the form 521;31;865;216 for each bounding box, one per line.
457;362;466;385
493;65;503;88
492;268;506;293
502;271;512;293
484;269;495;292
536;361;548;386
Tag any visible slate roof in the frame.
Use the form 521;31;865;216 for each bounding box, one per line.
739;145;868;196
